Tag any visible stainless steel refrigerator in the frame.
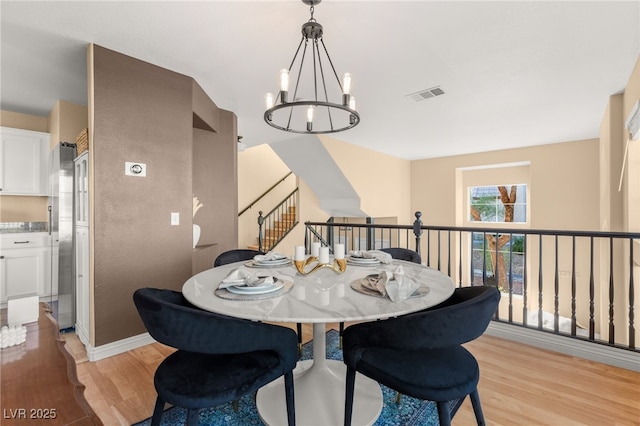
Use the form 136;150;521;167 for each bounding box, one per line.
48;142;76;330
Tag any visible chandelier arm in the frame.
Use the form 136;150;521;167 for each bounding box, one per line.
312;39;318;102
286;37;310;130
287;36;306;73
319;38;343;93
314;38;335;131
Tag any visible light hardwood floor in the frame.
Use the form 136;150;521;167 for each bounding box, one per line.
66;323;640;426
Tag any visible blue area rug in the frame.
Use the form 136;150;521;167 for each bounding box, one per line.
133;329;458;425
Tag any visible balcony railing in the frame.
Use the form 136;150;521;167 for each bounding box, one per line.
304;212;638;354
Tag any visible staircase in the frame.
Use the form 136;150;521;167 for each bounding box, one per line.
249;204;298;252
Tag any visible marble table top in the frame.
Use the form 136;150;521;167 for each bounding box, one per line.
182;258;455;324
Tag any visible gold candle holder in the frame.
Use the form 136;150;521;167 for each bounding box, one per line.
294;257;347;275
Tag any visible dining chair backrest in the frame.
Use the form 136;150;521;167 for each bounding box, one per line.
343;286;500;354
214;249;262;267
379;247;421;264
133;287;297;359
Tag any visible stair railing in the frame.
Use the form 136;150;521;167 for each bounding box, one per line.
258;188;299;252
239;171;293;217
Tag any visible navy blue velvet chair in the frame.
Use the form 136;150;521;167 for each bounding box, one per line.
133;288;298;426
379;247;422;264
339;247;422;345
343;286;500;426
213;248;263;267
213;248;305;355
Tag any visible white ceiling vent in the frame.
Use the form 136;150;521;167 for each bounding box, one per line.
407;86;445;102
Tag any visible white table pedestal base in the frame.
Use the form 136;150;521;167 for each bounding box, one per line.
256;323;383;426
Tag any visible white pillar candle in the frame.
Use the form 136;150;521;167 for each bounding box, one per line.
334;243;345;259
295;245;306;261
319;246;330;264
311;242;321;258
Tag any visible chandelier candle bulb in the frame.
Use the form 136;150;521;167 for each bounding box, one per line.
342;72;352;94
265;92;274;109
279;69;289;92
319;246;330;264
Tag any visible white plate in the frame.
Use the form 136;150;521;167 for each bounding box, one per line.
226;280;285;295
246;258;292;268
254;258;290;265
347;257;380;264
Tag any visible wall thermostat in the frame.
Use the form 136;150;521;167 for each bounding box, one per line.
125;162;147;177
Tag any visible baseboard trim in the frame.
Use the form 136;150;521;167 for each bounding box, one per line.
86;332;155;362
486;322;639;372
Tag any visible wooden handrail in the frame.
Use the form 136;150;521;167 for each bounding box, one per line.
238;172;293;217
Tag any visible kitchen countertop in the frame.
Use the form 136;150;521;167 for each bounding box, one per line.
0;222;48;234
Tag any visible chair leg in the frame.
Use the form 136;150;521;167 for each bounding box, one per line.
284;370;296;426
436;401;452;426
150;397;164;426
344;366;356;426
469;389;486;426
339;322;345;349
186;408;200;426
296;323;303;357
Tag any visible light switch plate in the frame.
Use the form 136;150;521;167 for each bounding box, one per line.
171;212;180;225
125;162;146;177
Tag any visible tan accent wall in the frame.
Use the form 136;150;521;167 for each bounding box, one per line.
48;100;88;149
0;105;88;222
0;110;48;132
411;140;599;230
321;136;412;222
237;144;293;250
89;45;238;346
192;109;238;255
0;110;50;221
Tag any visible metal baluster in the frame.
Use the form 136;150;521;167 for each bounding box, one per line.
523;235;528;326
629;238;635;349
508;232;513;323
609;237;615;344
538;235;543;330
447;230;451;277
437;230;441;272
459;232;463;287
571;236;577;337
589;237;595;341
554;235;559;333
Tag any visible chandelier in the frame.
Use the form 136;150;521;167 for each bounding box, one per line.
264;0;360;134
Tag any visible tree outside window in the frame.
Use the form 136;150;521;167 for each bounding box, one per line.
469;185;526;294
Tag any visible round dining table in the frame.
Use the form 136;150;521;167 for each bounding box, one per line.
182;257;455;426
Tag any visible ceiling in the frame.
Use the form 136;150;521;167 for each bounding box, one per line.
1;1;639;160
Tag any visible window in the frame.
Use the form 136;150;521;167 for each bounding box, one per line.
469;184;527;223
468;184;527;294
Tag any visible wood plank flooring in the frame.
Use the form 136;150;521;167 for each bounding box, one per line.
67;323;640;426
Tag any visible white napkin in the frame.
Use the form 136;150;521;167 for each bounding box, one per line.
219;268;275;289
253;251;288;262
361;265;420;302
349;250;393;264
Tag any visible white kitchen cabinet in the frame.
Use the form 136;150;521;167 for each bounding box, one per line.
0;126;50;195
0;233;51;304
75;226;90;344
